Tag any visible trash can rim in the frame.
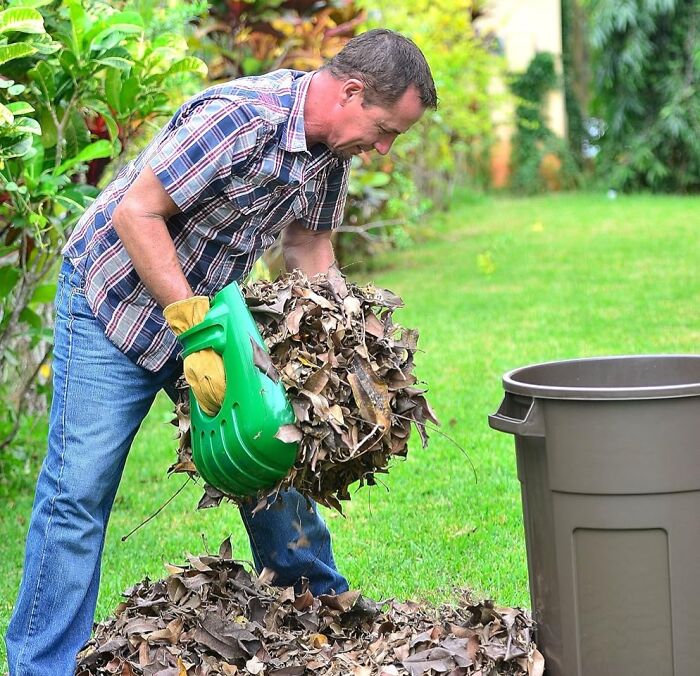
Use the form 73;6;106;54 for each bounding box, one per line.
502;354;700;400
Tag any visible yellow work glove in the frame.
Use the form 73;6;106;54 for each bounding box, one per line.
163;296;226;416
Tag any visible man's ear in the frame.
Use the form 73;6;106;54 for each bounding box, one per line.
339;78;365;106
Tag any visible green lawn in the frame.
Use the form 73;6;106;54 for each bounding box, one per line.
3;191;700;670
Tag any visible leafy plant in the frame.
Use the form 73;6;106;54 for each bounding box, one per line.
191;0;364;81
587;0;700;192
331;0;507;264
0;0;206;463
509;52;580;194
359;0;505;206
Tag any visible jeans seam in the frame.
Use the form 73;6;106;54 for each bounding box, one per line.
15;281;73;674
240;507;268;570
293;500;330;586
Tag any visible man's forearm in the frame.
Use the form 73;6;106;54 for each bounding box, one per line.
113;209;193;308
283;222;335;277
110;165;190;309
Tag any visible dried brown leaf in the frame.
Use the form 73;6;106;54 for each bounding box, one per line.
347;356;391;434
275;424;303;444
249;337;280;383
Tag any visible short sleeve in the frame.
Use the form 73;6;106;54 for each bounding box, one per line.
149;99;262;212
300;159;350;231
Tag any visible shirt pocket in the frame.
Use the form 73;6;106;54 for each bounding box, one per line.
290;178;320;220
223;177;275;215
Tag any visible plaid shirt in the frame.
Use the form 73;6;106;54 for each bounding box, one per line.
63;69;350;372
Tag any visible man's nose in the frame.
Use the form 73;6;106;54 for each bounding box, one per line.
373;138;394;155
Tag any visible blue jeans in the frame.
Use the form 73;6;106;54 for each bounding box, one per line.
5;260;348;676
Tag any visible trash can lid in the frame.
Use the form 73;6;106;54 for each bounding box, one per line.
503;354;700;400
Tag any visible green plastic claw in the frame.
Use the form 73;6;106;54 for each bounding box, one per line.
179;281;297;496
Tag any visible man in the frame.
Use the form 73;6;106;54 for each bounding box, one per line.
6;28;437;675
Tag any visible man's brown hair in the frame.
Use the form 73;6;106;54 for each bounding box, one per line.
324;29;438;110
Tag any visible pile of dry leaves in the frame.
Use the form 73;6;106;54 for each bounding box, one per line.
77;540;544;676
172;268;439;512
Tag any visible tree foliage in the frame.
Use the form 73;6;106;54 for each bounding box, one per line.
588;0;700;191
0;0;206;461
192;0;364;81
360;0;506;207
508;52;580;194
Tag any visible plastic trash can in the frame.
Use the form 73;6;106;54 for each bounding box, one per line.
488;355;700;676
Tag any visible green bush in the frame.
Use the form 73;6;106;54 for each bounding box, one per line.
192;0;363;81
588;0;700;192
328;0;506;265
0;0;206;469
509;52;580;194
360;0;505;205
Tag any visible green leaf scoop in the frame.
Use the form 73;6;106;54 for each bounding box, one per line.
178;281;297;496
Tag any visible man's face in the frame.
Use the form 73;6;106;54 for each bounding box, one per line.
326;83;425;161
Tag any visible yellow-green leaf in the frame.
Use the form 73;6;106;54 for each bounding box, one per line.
0;7;44;35
164;56;208;78
14;117;41;135
0;103;14;126
0;42;37;66
30;282;56;304
54;139;113;175
6;101;34;115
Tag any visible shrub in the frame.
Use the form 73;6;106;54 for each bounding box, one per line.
508;52;580;194
588;0;700;192
0;0;206;466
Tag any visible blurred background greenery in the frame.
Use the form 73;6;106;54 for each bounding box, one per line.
2;0;698;467
1;0;699;653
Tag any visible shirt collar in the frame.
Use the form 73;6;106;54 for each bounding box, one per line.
281;70;315;154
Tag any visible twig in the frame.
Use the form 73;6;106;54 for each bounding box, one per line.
352;423;381;453
121;477;193;541
325;10;367;37
391;411;478;485
337;218;404;232
338;260;365;272
0;343;52;451
335;219;405;243
200;531;210;555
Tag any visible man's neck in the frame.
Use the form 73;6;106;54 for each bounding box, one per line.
303;70;338;147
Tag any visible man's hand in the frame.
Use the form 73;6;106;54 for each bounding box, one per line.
282;221;335;276
163;297;226;416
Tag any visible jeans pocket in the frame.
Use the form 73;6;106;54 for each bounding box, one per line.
68;287;95;321
58;258;73;285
